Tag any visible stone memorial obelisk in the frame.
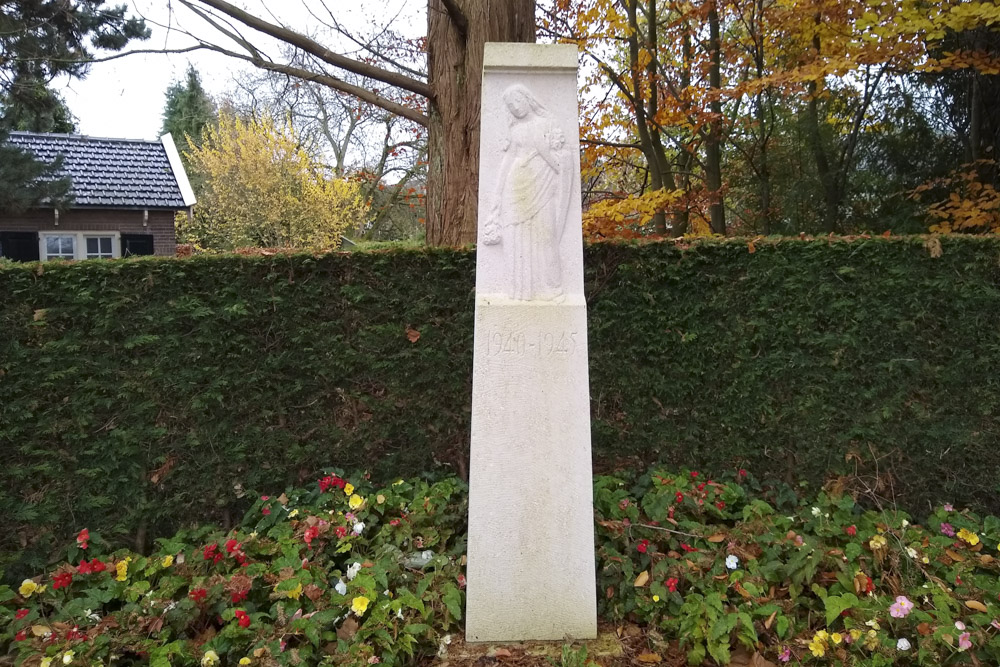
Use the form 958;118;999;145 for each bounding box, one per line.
465;43;597;642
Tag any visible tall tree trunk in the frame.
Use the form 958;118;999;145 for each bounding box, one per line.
425;0;535;246
705;0;726;235
803;26;839;233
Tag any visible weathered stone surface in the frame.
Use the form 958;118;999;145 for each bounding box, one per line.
466;42;597;642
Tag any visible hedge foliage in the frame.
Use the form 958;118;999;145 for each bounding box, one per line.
2;237;999;580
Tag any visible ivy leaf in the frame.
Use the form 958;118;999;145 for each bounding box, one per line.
442;584;463;620
824;594;859;626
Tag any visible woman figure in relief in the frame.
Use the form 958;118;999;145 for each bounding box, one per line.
482;84;573;301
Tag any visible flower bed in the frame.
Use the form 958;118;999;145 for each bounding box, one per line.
2;468;999;666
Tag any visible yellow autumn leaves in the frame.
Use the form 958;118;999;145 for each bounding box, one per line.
180;111;368;252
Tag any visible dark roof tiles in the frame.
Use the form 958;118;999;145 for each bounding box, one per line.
6;132;188;210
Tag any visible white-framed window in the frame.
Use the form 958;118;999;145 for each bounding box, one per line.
39;232;120;261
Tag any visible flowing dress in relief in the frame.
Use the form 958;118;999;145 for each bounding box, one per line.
483;85;574;301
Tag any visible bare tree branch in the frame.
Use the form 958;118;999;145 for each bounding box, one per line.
178;0;431;99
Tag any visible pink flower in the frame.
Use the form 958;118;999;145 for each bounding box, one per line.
991;619;1000;631
958;632;972;651
940;522;956;537
955;621;966;631
889;596;913;618
778;646;791;663
390;519;400;527
943;503;954;512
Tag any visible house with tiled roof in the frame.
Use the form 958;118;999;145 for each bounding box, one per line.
0;132;195;261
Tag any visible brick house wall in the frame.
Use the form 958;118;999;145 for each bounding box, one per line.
0;209;177;257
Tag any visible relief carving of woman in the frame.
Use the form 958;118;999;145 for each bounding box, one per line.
482;84;574;301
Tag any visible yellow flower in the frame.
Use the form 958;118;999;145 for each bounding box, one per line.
161;555;174;568
376;494;386;505
288;509;299;518
864;629;880;650
202;650;220;667
831;632;843;645
957;528;980;546
19;579;38;597
869;535;887;550
393;480;404;486
809;636;826;658
344;483;355;496
285;583;303;600
652;595;660;602
115;558;131;582
239;659;252;666
41;659;52;667
349;494;364;510
815;630;829;641
351;596;371;616
850;629;863;642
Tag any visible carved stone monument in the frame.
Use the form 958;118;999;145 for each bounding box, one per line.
465;43;597;642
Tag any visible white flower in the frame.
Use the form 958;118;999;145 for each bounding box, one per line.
346;562;362;581
353;521;365;535
901;519;909;528
62;652;75;665
811;507;822;517
725;555;739;570
955;621;966;631
906;547;918;559
335;580;348;596
202;650;220;667
40;659;52;667
896;638;911;651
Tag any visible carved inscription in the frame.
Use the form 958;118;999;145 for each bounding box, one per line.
487;330;579;358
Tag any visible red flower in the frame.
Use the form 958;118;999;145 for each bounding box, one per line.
636;539;650;554
76;528;89;550
864;576;874;594
318;475;347;492
457;574;467;589
335;525;348;538
231;589;249;604
15;608;29;620
225;538;240;554
262;507;271;516
697;483;706;492
390;519;401;527
690;471;699;478
675;492;684;503
304;526;320;546
52;572;73;590
91;558;106;573
715;501;726;510
203;544;219;561
189;588;208;603
666;577;679;593
15;630;27;641
845;525;857;536
234;552;248;567
78;560;93;575
234;609;251;628
680;543;698;553
738;469;748;478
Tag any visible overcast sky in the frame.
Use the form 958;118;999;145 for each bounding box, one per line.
58;1;423;140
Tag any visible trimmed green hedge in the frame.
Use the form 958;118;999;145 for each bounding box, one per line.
2;237;999;579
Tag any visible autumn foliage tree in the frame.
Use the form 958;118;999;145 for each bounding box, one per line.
179;111;368;251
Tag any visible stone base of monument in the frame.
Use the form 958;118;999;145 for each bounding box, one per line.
434;631;627;666
465;296;597;642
